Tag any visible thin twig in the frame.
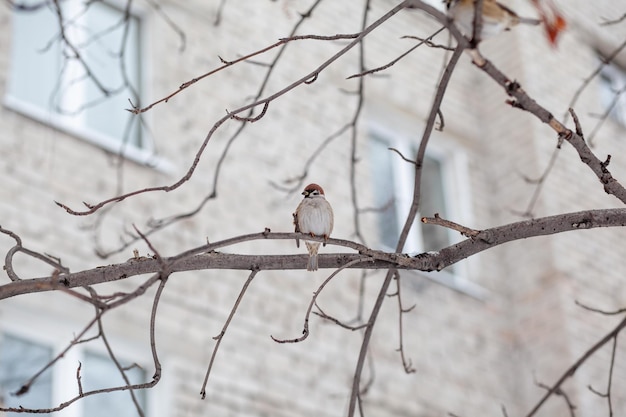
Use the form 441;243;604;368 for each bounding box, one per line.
575;300;626;316
76;362;83;396
347;0;373;246
92;286;145;417
388;147;417;165
271;257;373;343
600;12;626;26
421;213;482;239
391;271;416;373
269;123;352;194
524;315;626;417
347;26;445;79
1;226;69;281
312;301;368;331
143;0;186;51
534;378;577;417
535;381;576;417
12;315;101;396
563;38;626;124
200;269;259;399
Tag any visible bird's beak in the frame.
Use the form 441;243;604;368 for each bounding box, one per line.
302;191;308;196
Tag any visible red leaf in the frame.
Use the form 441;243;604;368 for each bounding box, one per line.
530;0;567;47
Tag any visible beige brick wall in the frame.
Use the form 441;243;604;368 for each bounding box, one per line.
1;1;626;416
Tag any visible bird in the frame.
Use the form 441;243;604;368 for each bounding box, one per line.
293;183;334;271
445;0;541;39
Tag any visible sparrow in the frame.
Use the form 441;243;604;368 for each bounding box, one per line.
445;0;541;39
293;183;334;271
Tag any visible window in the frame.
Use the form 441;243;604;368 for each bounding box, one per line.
0;334;53;416
369;134;457;255
6;0;149;158
598;60;626;128
368;129;487;299
0;332;147;417
81;351;147;417
369;128;488;300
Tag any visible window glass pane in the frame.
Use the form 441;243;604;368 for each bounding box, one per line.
369;135;453;253
370;136;399;249
8;0;143;148
0;334;53;416
8;3;61;112
420;156;450;251
599;63;626;127
82;1;143;147
81;351;146;417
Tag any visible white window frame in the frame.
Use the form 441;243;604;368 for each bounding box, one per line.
369;123;487;299
0;305;171;417
4;0;174;174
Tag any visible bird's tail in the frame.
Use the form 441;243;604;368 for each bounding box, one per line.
305;241;320;271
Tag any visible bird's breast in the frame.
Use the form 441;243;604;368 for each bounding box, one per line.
297;199;333;236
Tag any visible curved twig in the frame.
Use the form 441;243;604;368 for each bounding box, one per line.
347;26;446;79
390;271;416;373
0;226;69;281
270;257;373;344
200;269;259;399
524;315;626;417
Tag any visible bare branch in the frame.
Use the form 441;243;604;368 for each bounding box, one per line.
1;225;69;281
575;300;626;315
524;315;626;417
76;362;83;396
6;209;626;301
421;213;483;239
94;288;146;417
269;123;352;194
270;257;373;343
347;0;372;246
200;269;259;399
600;12;626;26
347;26;446;79
391;272;416;373
312;302;368;331
468;48;626;205
56;0;410;216
534;377;577;417
143;0;186;51
12;314;101;397
388;147;417;165
563;37;626;123
515;144;561;218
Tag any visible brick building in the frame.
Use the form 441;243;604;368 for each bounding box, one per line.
0;1;626;416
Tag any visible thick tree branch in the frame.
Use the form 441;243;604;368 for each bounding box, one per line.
4;209;626;300
410;0;626;204
466;49;626;204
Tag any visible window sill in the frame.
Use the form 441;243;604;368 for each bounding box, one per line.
4;94;176;174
